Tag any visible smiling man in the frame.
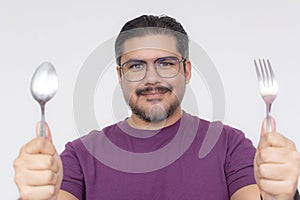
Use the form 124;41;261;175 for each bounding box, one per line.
118;34;188;129
14;15;300;200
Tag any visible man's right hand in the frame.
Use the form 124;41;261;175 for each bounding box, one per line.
14;123;63;200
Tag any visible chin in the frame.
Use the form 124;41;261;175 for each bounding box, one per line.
147;104;168;119
131;100;179;123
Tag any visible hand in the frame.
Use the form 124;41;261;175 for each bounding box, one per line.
254;117;300;200
14;123;63;200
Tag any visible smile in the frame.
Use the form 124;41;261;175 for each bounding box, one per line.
136;86;172;99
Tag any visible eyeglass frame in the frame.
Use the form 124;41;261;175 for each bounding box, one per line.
118;56;187;82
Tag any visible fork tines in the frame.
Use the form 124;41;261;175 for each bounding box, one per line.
254;59;277;89
254;59;278;95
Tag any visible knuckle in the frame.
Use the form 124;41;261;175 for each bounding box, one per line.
48;145;56;156
256;178;264;188
53;173;58;183
13;158;21;169
294;152;300;163
258;165;267;178
48;185;56;196
45;156;54;168
45;170;55;183
287;140;296;149
20;189;31;199
259;149;268;162
14;173;22;185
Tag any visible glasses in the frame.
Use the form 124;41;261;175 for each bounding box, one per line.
119;56;186;82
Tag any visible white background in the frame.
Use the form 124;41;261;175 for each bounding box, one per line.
1;0;299;198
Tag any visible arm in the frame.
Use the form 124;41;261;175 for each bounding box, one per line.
59;141;86;200
58;190;78;200
231;185;300;200
231;184;261;200
224;126;258;198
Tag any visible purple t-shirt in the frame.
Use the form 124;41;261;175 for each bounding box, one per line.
60;112;256;199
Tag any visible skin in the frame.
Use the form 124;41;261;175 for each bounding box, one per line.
254;118;300;200
14;123;65;200
118;35;191;130
14;34;300;200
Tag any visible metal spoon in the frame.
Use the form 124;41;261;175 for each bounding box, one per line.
30;62;58;137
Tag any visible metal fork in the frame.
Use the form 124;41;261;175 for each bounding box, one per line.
254;59;279;132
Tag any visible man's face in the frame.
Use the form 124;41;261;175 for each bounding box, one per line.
117;34;191;123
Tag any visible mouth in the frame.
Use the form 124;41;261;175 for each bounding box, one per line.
136;86;172;99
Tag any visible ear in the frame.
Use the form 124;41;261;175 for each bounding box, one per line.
184;60;192;84
116;66;122;82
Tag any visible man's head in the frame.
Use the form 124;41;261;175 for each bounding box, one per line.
115;15;191;125
115;15;189;66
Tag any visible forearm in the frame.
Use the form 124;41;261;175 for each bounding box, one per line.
260;189;300;200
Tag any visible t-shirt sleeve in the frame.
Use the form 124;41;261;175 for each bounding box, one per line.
60;141;85;200
224;127;257;197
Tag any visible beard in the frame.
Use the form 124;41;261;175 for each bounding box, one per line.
130;99;180;123
128;85;183;123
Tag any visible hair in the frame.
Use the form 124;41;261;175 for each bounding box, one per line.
115;15;189;66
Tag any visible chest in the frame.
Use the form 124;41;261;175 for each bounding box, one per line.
82;149;229;200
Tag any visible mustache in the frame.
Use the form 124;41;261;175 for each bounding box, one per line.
136;85;173;96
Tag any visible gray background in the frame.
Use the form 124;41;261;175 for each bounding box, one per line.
1;0;299;198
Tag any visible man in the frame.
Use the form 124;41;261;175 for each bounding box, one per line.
14;15;300;200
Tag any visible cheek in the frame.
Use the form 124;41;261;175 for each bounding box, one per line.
170;77;186;98
121;81;138;102
172;86;185;103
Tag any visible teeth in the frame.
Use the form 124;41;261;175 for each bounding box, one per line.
144;89;166;94
137;86;170;96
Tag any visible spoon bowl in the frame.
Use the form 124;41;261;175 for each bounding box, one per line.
30;62;58;137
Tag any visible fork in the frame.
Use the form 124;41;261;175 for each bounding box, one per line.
254;59;279;132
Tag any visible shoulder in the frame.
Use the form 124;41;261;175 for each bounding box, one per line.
72;122;120;142
186;112;254;152
186;112;247;140
62;122;120;155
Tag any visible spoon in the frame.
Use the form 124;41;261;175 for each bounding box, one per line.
30;62;58;137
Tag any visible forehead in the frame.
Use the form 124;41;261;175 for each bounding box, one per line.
122;34;180;59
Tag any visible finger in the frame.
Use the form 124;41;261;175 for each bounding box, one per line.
257;132;295;150
261;116;276;136
20;185;57;200
14;154;59;173
19;169;59;186
256;163;289;180
22;154;59;172
23;137;56;155
36;121;53;142
256;147;294;165
258;179;296;197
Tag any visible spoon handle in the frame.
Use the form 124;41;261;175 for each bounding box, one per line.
40;103;46;137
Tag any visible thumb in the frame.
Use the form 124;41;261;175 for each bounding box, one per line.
261;116;276;137
36;121;53;142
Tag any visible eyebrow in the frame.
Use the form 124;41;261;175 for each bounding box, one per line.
121;59;146;66
121;56;179;65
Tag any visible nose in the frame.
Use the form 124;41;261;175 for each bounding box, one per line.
143;64;161;83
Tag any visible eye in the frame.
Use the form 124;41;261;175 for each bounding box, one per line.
157;58;177;68
124;62;145;72
160;62;173;67
129;63;144;70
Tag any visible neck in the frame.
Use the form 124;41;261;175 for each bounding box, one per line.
127;107;183;130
